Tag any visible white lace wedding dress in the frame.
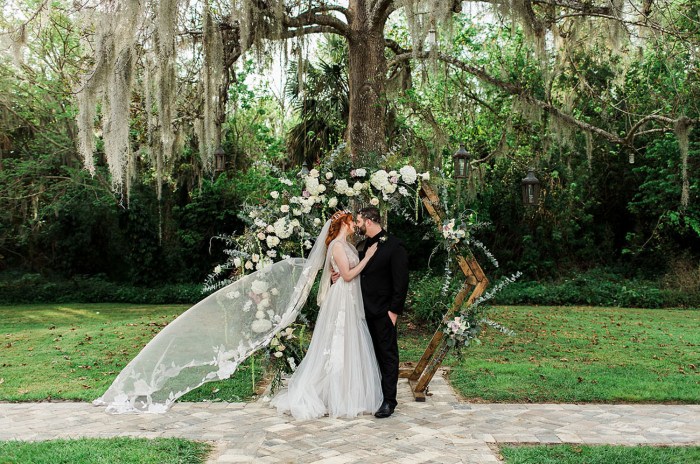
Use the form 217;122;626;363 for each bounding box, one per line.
271;238;383;420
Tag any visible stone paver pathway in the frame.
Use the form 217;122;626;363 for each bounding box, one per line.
1;371;699;463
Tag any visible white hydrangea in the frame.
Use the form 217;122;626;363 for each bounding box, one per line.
370;170;390;191
243;300;253;312
273;217;294;239
266;249;277;258
279;178;294;186
270;191;279;199
251;319;272;333
353;168;367;177
305;177;325;196
266;235;280;248
328;197;338;208
251;280;269;294
226;290;240;299
334;179;350;195
353;181;364;192
309;168;320;178
399;165;417;184
422;172;430;181
398;186;409;196
254;218;266;228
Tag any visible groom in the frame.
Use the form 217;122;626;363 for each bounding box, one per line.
355;206;409;418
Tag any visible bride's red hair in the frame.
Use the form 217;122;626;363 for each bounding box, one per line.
326;211;353;246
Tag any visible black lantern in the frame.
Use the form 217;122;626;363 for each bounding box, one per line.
521;169;540;206
214;145;226;173
453;144;470;179
298;160;310;178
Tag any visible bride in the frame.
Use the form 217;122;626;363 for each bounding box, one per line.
93;209;380;415
271;210;382;420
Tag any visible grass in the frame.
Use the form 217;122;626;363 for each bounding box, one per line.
429;306;700;403
0;437;210;463
500;444;700;463
0;303;261;403
3;303;699;404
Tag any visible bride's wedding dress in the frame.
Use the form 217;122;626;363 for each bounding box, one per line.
271;238;382;420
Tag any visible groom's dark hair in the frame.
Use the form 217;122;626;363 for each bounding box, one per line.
358;206;381;224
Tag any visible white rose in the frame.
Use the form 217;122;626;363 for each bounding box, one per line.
252;254;260;263
214;265;222;274
255;310;265;319
251;319;272;333
271;288;279;296
281;205;290;213
328;197;338;208
266;250;277;258
258;298;270;309
233;257;242;268
309;168;319;178
245;261;254;270
384;183;397;194
370;198;379;206
291;219;300;227
314;218;322;226
270;191;279;199
334;179;350;194
293;208;302;216
266;225;275;233
273;351;284;358
248;211;257;218
355;168;367;177
325;172;333;180
266;235;280;248
353;181;364;191
257;232;266;240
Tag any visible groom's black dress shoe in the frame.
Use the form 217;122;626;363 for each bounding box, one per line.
374;401;395;418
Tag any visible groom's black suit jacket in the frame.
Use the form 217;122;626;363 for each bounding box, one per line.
357;230;409;320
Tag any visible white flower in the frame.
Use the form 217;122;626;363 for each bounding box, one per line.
293;208;302;216
251;280;269;294
305;177;324;196
398;186;409;196
280;205;290;213
325;172;333;180
370;170;390;191
266;250;277;258
257;232;266;240
399;166;417;184
354;168;367;177
309;168;319;178
370;197;379;206
248;211;257;218
226;291;240;299
251;319;272;333
233;257;242;268
273;217;294;239
314;218;322;226
266;225;275;233
422;172;430;181
270;191;279;199
279;178;293;186
266;235;280;248
304;240;313;249
214;265;222;274
353;181;364;191
328;197;338;208
273;351;283;358
287;357;297;371
271;288;279;296
334;179;349;195
291;219;300;227
242;300;253;312
252;254;260;263
245;261;254;270
282;254;290;260
254;218;266;228
384;183;397;194
255;310;265;319
258;298;271;309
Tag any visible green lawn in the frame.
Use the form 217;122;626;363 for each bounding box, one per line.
0;437;210;464
2;303;699;404
423;306;700;403
0;303;260;403
500;444;700;463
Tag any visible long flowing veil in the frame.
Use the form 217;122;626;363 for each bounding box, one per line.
94;220;333;413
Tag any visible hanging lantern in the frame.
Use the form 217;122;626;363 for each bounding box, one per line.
214;145;226;173
298;160;310;178
521;169;541;206
453;144;470;179
426;27;437;50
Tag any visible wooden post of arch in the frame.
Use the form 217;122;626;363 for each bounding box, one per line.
399;181;489;401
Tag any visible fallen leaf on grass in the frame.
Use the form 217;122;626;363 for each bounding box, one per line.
0;378;4;384
18;389;29;394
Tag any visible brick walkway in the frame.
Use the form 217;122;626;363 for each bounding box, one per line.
1;371;698;463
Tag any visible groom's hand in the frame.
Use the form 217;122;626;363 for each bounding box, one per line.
388;311;398;326
331;270;340;284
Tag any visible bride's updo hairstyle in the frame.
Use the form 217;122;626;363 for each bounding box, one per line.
325;210;353;246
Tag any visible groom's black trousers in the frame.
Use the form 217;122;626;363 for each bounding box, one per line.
366;314;399;408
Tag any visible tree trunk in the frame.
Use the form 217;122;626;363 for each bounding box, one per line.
347;2;388;161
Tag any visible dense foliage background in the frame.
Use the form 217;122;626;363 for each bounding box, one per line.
1;3;698;309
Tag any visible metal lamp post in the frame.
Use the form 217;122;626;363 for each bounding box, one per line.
521;169;541;206
453;144;470;179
